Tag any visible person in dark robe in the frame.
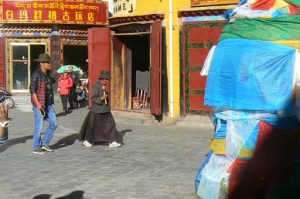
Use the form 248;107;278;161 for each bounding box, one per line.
79;70;122;147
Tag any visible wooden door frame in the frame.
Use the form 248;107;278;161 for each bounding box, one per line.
87;27;111;106
110;35;131;111
150;20;162;116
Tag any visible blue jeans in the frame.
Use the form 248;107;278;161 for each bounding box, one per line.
33;104;57;150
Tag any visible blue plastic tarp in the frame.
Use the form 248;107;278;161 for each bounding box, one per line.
204;39;296;111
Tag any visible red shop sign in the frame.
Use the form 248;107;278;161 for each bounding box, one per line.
1;0;108;25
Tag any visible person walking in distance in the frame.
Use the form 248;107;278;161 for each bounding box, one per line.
30;53;57;154
79;70;122;147
57;70;73;115
68;65;80;109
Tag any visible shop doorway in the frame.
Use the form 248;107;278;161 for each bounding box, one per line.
88;22;162;116
10;43;46;92
63;45;88;77
110;21;162;115
30;45;47;75
111;34;150;112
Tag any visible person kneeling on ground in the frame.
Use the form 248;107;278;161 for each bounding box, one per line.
78;70;122;148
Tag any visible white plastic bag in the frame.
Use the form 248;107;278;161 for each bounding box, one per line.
197;154;232;199
226;120;259;160
200;46;216;76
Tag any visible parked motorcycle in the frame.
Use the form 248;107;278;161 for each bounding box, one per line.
0;87;15;108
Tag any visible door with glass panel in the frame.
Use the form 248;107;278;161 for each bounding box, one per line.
11;44;46;92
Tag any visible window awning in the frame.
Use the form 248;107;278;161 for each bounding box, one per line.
178;5;235;17
109;14;164;25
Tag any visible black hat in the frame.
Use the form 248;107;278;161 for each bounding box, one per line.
99;70;110;79
34;53;51;62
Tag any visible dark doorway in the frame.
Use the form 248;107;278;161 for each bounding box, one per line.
30;45;46;75
63;45;88;75
116;35;150;110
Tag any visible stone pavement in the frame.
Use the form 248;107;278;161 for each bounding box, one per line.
0;96;213;199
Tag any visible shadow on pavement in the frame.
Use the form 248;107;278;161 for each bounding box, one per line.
32;194;51;199
51;133;79;150
33;190;84;199
118;129;132;145
56;111;72;117
56;190;84;199
0;135;32;153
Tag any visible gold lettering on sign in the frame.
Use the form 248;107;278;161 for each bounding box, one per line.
75;12;83;21
2;0;107;24
14;2;100;12
87;12;95;21
34;10;43;20
19;10;28;20
62;11;70;20
48;10;57;20
6;10;14;20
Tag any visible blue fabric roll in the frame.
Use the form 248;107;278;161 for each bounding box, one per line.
205;39;296;111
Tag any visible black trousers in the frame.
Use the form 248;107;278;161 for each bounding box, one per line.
60;94;69;111
68;87;77;108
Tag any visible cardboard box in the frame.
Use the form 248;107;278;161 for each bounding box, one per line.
132;97;141;109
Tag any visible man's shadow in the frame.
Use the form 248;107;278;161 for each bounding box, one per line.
56;111;73;117
51;133;79;149
0;135;32;153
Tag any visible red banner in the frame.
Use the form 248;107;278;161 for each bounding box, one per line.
1;0;108;25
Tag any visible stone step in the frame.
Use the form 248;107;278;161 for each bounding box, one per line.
112;110;155;125
175;115;214;128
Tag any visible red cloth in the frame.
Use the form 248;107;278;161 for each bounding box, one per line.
290;5;300;15
251;0;276;10
228;121;299;199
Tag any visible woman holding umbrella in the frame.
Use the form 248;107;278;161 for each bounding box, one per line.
57;65;81;109
57;70;73;115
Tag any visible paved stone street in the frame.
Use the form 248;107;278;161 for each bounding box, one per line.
0;97;212;199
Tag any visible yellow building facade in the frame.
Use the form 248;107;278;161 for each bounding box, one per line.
111;0;237;119
112;0;191;118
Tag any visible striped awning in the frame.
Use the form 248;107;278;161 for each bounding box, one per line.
178;5;235;17
109;13;164;25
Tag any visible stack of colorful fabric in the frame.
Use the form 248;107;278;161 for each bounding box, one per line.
225;0;300;19
195;1;300;198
